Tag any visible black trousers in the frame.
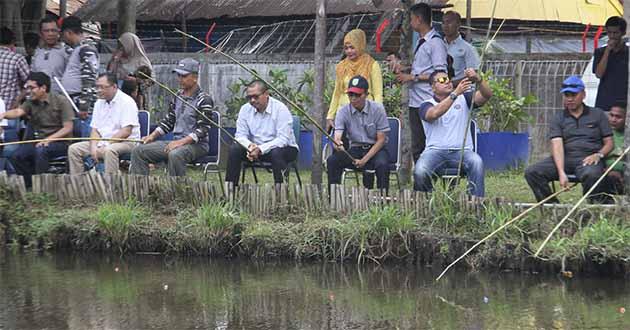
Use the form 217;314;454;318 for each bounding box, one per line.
225;143;298;184
409;107;426;162
524;156;609;203
326;146;390;189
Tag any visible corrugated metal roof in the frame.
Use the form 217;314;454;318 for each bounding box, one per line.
75;0;412;22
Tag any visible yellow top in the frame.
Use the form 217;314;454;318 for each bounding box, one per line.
446;0;622;26
327;61;383;120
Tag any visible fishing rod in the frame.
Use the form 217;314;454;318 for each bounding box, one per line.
173;28;356;161
0;137;143;147
53;77;80;114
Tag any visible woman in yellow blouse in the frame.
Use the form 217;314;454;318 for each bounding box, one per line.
326;29;383;131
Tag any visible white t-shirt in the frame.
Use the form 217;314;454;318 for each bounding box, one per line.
90;89;140;147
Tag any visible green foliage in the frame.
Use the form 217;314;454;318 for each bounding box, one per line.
477;71;537;132
96;200;147;252
193;203;243;233
382;70;403;118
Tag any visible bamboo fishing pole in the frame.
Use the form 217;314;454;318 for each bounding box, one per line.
435;183;576;282
0;137;143;147
534;146;630;257
173;28;357;161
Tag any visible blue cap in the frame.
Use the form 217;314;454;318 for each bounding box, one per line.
560;76;585;93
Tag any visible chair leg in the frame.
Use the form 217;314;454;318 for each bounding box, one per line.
251;166;258;184
294;164;302;187
216;169;225;196
395;172;400;190
241;164;246;184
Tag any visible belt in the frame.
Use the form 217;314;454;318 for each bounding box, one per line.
352;144;374;150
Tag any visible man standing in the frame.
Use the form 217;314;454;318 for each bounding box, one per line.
604;103;626;194
32;17;71;94
60;15;99;122
525;76;613;203
225;80;299;185
327;75;391;190
0;72;74;187
130;58;215;176
396;3;447;161
593;16;628;112
442;11;480;86
413;69;492;197
0;27;29;109
68;73;140;174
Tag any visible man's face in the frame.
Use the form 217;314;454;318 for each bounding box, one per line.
410;14;421;31
95;76;117;101
25;80;47;101
608;106;626;131
177;73;197;90
347;90;367;110
562;91;585;111
442;14;460;38
431;73;453;95
40;22;60;47
606;26;624;44
246;85;269;112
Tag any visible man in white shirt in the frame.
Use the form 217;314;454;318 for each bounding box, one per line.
225;80;299;185
68;73;140;174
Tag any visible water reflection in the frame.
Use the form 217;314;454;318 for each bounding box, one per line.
0;252;628;329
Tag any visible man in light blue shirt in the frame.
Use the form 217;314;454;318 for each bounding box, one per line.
225;80;298;185
443;11;480;85
413;69;492;197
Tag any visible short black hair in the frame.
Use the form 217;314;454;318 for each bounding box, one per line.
0;26;15;45
386;51;399;58
60;16;83;34
28;72;51;93
429;70;448;85
410;3;432;25
121;78;138;96
611;101;627;112
40;16;59;31
605;16;627;33
248;80;268;93
98;72;118;87
24;32;39;49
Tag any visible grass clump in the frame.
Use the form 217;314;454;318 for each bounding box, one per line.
96;200;147;252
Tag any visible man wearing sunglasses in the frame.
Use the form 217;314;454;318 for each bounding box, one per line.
130;58;215;177
525;76;613;203
327;75;391;190
413;69;492;197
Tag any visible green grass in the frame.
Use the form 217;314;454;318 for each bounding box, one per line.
96;200;147;252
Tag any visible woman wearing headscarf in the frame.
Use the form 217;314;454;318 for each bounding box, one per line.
107;32;153;79
326;29;383;131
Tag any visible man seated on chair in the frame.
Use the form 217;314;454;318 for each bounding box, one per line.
326;75;390;190
225;80;299;185
413;69;492;197
130;58;215;177
524;76;613;203
603;102;626;194
68;73;140;175
0;72;74;188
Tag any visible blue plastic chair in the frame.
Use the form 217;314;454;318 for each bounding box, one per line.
241;115;302;186
192;110;222;181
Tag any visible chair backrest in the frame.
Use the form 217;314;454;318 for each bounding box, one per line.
470;119;478;152
138;110;150;137
386;117;401;170
207;110;221;160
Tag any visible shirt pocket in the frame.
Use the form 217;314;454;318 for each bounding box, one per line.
365;123;377;139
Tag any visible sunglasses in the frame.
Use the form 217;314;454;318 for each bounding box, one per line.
434;76;451;84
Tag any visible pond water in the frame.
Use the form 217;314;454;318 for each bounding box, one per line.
1;252;629;329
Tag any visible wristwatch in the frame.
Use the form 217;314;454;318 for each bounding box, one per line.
596;152;605;159
449;92;458;101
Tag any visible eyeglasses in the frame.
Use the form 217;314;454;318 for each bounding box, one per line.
434;76;451;84
347;92;363;98
24;85;39;91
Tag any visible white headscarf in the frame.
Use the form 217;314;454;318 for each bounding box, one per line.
116;32;152;78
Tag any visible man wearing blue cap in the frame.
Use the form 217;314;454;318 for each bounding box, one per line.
327;75;391;190
524;76;613;203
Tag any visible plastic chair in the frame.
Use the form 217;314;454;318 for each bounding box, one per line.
241;115;302;186
191;110;222;182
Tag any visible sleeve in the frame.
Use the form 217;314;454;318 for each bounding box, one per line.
418;101;433;121
59;97;76;123
599;110;613;138
369;61;384;104
334;106;347;132
234;105;253;147
549;114;563;140
121;101;140;128
157;97;177;135
17;55;29;86
430;39;448;72
78;45;99;112
327;76;342;120
190;94;214;143
376;107;390;133
258;106;294;154
592;47;604;73
465;43;481;70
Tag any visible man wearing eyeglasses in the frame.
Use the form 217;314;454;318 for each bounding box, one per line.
0;72;74;188
525;76;613;203
225;80;299;185
130;58;215;177
413;69;492;197
326;75;391;190
31;16;71;94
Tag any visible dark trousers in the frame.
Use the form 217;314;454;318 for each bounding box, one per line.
409;107;426;161
225;143;298;184
10;142;68;187
524;156;609;203
327;146;390;189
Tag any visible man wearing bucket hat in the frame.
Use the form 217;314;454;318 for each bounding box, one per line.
130;58;216;176
525;76;614;203
326;75;391;190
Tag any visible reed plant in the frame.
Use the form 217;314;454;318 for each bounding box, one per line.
96;200;147;253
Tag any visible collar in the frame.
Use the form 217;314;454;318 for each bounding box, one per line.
351;100;370;115
421;28;436;40
106;89;122;105
446;35;462;45
253;97;273;115
564;104;590;118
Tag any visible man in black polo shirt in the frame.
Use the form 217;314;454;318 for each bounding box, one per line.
524;76;613;203
593;16;628;112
